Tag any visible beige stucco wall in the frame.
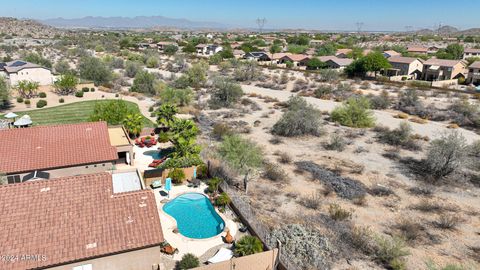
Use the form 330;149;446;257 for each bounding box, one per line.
46;246;162;270
9;67;55;86
10;162;114;182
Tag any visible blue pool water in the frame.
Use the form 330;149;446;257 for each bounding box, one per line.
143;150;163;160
163;193;225;239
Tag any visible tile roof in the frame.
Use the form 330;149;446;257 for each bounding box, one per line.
326;57;353;66
423;58;466;67
407;46;428;53
3;60;45;73
469;61;480;69
0;122;118;174
280;54;310;62
464;48;480;53
384;50;401;56
388;56;422;64
0;173;164;270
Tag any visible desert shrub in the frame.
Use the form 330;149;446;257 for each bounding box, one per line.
411;199;446;213
269;136;283;145
434;214;461;230
324;133;347;152
301;191;322;209
272;96;323;137
424;131;467;180
392;219;426;243
377;122;421;151
373;235;410;270
212;122;232;140
263;162;287;182
209;77;244;108
82;87;89;92
215;192;231;208
331;97;375;128
369;185;395;197
36;99;47;108
75;91;84;98
168;168;186;184
178;253;199;269
317;69;339;82
59;98;65;103
328;203;353;221
24;99;30;105
38;92;47;98
90;87;95;92
367;90;391;109
277;152;292;164
349;226;375;254
314;84;334;99
408;185;435;197
16;97;23;103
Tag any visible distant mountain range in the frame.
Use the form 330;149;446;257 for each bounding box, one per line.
40;16;229;30
415;25;480;35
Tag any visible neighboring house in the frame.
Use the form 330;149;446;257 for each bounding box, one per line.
467;61;480;85
407;46;428;55
309;39;324;46
138;42;157;51
463;48;480;59
324;57;353;69
427;46;440;54
0;122;126;184
422;59;467;81
0;60;54;86
335;48;352;58
383;50;401;58
196;44;223;56
233;49;245;59
0;172;164;270
193;249;279;270
278;54;310;67
243;52;271;62
157;41;177;52
386;56;424;79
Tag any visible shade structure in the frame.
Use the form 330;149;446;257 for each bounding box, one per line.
13;115;32;127
4;112;18;119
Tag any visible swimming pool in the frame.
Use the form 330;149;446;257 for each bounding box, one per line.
143;150;163;160
163;193;225;239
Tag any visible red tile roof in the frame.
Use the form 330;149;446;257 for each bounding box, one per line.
0;173;164;269
0;122;118;174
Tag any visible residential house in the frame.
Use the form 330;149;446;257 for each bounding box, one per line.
138;42;157;51
0;122;131;184
0;60;54;86
386;56;424;79
309;39;324;47
383;50;401;58
407;46;428;55
0;172;164;270
422;59;467;81
196;44;223;56
278;54;310;67
157;41;177;52
243;52;271;62
233;49;244;59
335;48;352;58
467;61;480;85
427;46;440;54
324;57;353;70
463;48;480;59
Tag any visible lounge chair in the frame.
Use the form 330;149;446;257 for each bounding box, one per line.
151;180;162;189
160;244;178;255
207;248;233;264
224;230;234;244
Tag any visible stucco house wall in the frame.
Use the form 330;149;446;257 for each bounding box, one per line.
8;67;55;86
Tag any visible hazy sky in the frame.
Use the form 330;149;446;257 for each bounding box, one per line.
1;0;479;31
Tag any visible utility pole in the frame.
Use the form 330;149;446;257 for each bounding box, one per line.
256;18;267;33
356;22;364;34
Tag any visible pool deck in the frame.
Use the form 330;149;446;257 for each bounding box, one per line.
153;183;238;260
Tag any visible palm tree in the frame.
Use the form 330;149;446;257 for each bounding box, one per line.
156;103;178;128
234;236;263;257
169;118;200;159
123;113;144;138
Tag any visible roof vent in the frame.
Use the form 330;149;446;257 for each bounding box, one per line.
86;242;97;249
126;216;134;224
36;146;43;150
85;127;92;132
40;187;50;192
139;202;147;208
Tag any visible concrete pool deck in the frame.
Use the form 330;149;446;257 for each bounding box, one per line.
153;183;238;260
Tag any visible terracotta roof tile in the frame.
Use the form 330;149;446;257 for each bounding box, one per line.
469;61;480;69
0;122;118;174
0;173;163;269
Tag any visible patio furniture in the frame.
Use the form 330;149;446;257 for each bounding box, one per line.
224;230;234;244
151;180;162;189
239;225;248;233
207;248;233;264
160;244;178;255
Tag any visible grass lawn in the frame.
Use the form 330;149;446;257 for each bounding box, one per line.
4;100;155;127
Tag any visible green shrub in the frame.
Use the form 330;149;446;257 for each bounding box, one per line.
212;122;232;139
75;91;84;98
148;106;154;112
82;87;90;92
178;253;199;269
207;177;223;193
157;132;170;143
59;98;65;103
36;99;47;108
328;203;353;221
16;97;23;103
215;192;231;207
272;96;323;137
115;93;119;97
196;163;208;179
90;87;95;92
168;168;186;184
234;236;263;256
331;97;375;128
324;133;347;152
38;92;47;98
373;235;410;270
24;99;31;105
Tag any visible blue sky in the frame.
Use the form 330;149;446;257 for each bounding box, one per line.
1;0;479;31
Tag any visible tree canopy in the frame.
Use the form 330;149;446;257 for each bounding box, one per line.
78;56;112;86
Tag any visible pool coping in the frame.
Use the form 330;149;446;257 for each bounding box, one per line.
159;190;233;243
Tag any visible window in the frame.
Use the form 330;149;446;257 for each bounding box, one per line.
73;264;92;270
7;175;21;184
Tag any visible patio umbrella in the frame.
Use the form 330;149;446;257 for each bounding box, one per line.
165;177;172;198
4;112;18;119
13;115;32;127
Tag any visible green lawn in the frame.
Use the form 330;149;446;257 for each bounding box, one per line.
4;100;155;127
